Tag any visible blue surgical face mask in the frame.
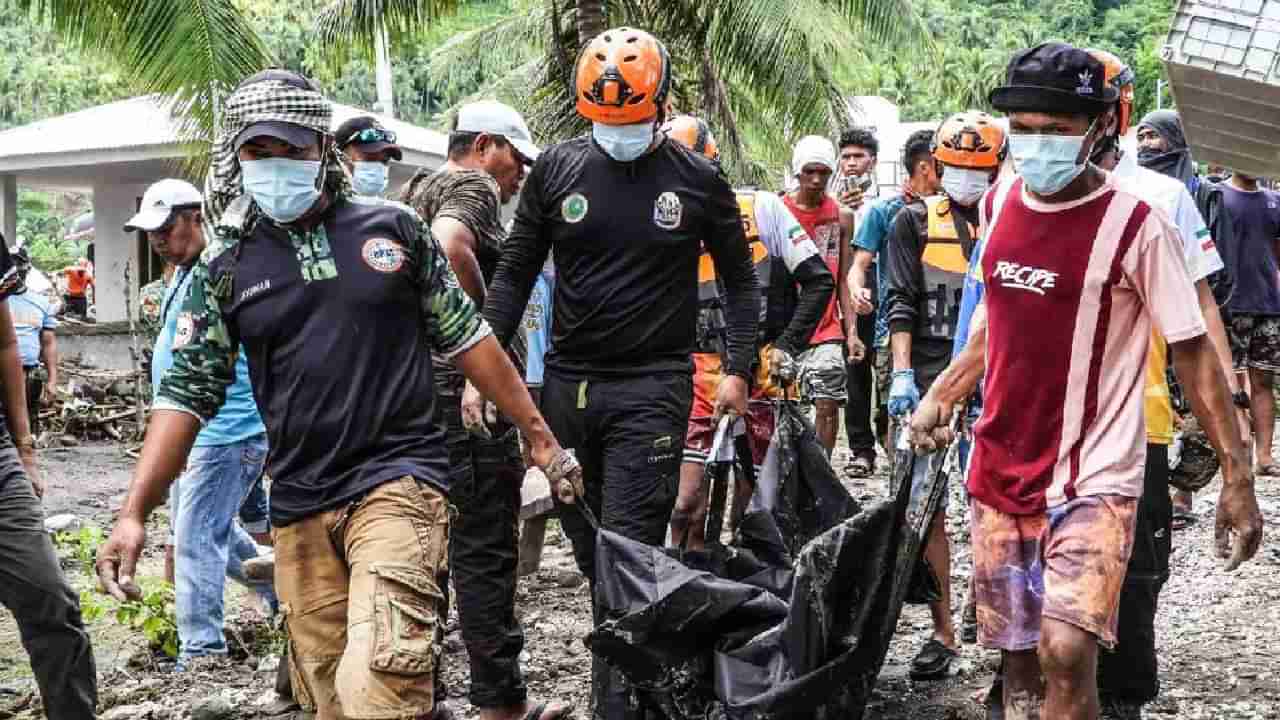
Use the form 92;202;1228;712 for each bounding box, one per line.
941;166;991;206
351;161;389;196
592;121;654;162
240;157;323;223
1009;121;1097;196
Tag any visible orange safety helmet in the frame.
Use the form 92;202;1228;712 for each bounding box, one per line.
931;111;1006;170
661;115;719;162
574;27;671;125
1085;48;1136;136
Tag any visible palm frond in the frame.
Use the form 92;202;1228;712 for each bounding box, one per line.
15;0;273;176
314;0;463;65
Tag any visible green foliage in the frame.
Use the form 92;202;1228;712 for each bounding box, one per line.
838;0;1177;122
53;524;105;578
14;190;88;272
115;582;180;658
79;581;180;658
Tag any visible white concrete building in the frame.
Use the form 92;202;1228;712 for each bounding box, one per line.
0;95;448;329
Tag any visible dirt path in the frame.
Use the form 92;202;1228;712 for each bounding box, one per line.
0;439;1276;719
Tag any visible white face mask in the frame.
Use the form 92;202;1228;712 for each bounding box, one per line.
351;161;389;196
940;166;991;206
592;121;655;162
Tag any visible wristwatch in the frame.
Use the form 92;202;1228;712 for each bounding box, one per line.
1232;390;1251;410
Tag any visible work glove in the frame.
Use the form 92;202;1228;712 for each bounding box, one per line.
545;448;585;504
768;347;797;386
888;369;920;418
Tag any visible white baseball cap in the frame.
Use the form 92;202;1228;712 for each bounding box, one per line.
124;179;203;232
455;100;541;164
791;135;837;177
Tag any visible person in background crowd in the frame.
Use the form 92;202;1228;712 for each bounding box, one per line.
1218;169;1280;476
0;234;97;719
1089;48;1242;720
60;257;93;320
663;115;834;553
96;69;581;720
7;247;57;439
1135;110;1198;193
480;28;759;716
849;129;939;457
335;115;402;196
836;127;880;478
123;177;276;670
1136;108;1246;525
785;135;857;456
401;98;568;720
914;43;1261;720
883;110;1007;682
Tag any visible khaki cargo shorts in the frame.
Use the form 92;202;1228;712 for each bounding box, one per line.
273;476;450;720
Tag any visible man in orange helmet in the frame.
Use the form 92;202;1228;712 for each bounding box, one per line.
882;110;1007;681
660;115;834;553
481;28;760;718
1086;48;1244;720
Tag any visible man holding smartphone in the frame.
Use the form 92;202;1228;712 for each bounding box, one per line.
836;129;880;477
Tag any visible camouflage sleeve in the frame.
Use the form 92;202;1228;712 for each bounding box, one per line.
412;212;492;359
154;258;237;422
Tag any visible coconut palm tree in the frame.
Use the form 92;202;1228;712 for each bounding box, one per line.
406;0;930;182
313;0;469;118
13;0;272;147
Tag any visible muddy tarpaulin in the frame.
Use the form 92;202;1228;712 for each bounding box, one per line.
587;403;952;719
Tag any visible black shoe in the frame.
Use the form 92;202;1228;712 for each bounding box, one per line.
909;638;958;680
960;599;978;644
1100;698;1143;720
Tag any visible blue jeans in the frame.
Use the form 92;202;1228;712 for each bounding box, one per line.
171;434;275;662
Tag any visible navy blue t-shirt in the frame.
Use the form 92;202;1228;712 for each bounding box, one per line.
1221;186;1280;316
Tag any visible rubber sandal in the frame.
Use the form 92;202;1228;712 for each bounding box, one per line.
909;638;958;680
523;701;575;720
1254;462;1280;476
844;454;875;479
1171;508;1197;531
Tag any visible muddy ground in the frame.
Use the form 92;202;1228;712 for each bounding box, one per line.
1;436;1278;719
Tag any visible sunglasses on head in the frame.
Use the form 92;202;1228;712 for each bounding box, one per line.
345;127;396;147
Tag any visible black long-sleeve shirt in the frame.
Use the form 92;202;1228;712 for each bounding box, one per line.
883;198;979;340
484;135;759;377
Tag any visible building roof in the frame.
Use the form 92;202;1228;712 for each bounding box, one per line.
0;94;447;180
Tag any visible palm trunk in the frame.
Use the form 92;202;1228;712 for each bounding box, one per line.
374;19;395;118
575;0;606;46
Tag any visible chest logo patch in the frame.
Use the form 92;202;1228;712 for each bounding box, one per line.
362;238;406;274
654;192;683;230
562;193;589;224
991;260;1059;296
174;312;194;349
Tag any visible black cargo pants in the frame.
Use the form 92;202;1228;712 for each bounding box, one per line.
0;443;97;718
540;369;692;720
436;388;528;709
1097;442;1172;706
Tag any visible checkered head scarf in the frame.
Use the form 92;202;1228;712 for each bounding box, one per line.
204;69;348;229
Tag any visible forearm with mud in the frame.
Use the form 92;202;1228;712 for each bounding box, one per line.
455;335;559;459
926;322;987;407
1196;280;1239;395
120;411;201;521
1171;333;1251;483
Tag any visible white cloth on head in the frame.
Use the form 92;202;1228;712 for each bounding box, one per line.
791;135;836;177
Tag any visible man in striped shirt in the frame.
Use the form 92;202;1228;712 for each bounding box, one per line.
911;44;1261;720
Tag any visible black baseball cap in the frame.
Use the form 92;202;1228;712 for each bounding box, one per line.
335;116;403;161
989;42;1118;115
232;69;325;151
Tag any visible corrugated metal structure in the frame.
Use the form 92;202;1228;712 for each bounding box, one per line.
1161;0;1280;177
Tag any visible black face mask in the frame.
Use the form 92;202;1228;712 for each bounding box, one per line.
1136;147;1165;166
